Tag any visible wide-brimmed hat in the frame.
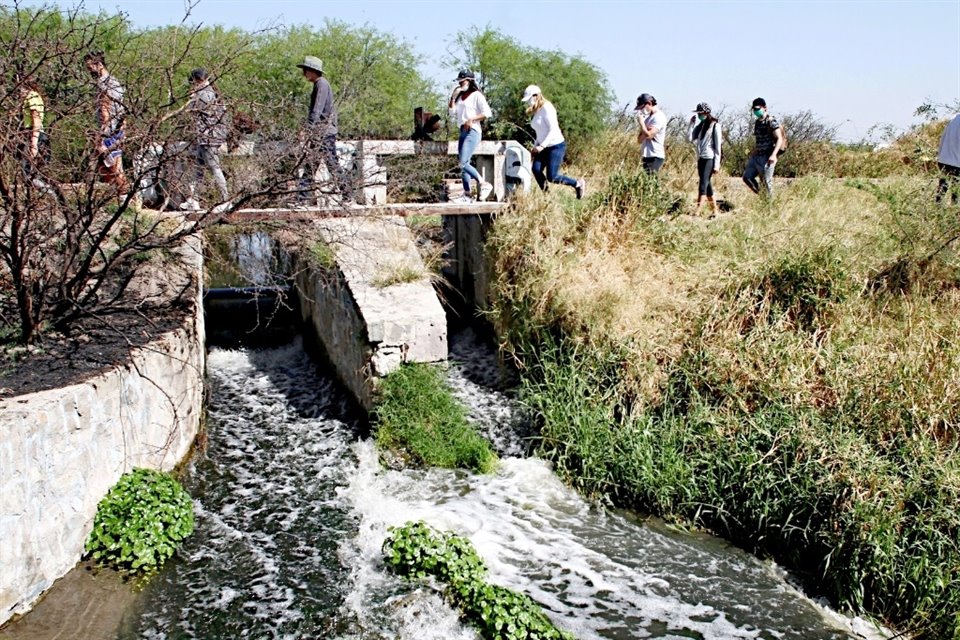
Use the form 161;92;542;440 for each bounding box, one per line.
521;84;541;104
693;102;711;114
296;56;324;74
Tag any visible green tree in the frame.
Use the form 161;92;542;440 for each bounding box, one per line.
449;27;612;156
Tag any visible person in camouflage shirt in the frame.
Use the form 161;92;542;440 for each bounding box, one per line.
742;97;784;198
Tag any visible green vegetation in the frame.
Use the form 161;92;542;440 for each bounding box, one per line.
487;157;960;638
85;468;195;576
383;521;574;640
374;363;497;473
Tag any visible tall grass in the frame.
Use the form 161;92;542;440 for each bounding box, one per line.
374;363;498;474
487;163;960;638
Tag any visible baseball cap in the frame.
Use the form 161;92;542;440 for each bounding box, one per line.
521;85;541;103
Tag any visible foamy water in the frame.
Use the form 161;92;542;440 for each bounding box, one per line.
120;335;889;640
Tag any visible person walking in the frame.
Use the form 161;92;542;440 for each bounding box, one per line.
17;78;53;192
635;93;667;174
742;97;783;199
936;112;960;204
84;51;130;198
448;70;493;203
521;85;585;199
687;102;722;215
179;68;230;213
295;55;354;208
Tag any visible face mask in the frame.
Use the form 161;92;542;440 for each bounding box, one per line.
698;114;707;122
753;108;764;118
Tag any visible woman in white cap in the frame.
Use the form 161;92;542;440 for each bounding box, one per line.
635;92;666;174
521;85;585;199
448;70;493;203
687;102;722;215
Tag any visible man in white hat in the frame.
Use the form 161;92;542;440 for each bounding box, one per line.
295;55;354;207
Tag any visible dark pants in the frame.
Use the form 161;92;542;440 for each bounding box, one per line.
194;144;228;201
936;162;960;204
532;142;578;191
17;131;51;178
642;157;665;174
697;157;716;197
299;134;353;202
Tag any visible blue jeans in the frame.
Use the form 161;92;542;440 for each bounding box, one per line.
743;153;775;197
458;127;483;192
532;142;578;191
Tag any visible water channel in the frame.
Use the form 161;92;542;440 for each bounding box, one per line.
111;326;885;640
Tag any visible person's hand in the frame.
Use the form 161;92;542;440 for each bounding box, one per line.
29;143;38;158
531;146;541;155
712;168;719;175
689;115;697;125
767;155;777;166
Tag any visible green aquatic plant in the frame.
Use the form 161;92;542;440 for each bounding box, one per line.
383;521;574;640
85;467;195;576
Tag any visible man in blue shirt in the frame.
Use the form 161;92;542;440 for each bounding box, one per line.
295;56;354;208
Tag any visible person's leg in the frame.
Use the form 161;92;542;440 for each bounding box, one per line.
297;138;317;203
742;154;761;194
458;128;482;194
762;158;776;198
544;142;578;189
696;157;709;209
200;145;229;201
321;135;353;201
936;162;960;204
531;151;547;191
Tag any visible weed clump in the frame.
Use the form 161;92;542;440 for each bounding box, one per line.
374;363;498;474
383;521;574;640
85;468;195;576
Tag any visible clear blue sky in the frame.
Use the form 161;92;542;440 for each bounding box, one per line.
41;0;960;141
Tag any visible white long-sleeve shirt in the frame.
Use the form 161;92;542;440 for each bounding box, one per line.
530;101;565;149
450;91;492;134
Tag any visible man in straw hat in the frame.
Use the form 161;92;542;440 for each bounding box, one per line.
295;55;354;207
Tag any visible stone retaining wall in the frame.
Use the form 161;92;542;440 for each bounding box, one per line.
0;238;205;626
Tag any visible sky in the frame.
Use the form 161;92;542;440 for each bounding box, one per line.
35;0;960;141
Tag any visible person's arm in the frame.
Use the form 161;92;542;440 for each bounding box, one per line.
768;125;783;165
308;81;329;125
28;107;42;158
532;103;561;153
687;116;697;144
713;121;722;171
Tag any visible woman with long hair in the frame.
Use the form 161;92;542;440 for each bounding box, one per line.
687;102;722;215
448;70;493;203
521;84;584;199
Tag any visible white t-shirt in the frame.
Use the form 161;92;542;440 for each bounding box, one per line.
530;101;565;149
938;113;960;168
450;91;493;134
641;109;667;159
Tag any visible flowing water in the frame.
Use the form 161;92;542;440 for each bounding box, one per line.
117;331;888;640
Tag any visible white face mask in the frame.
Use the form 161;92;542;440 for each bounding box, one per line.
638;106;651;117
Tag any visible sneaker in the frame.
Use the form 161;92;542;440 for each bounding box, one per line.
575;179;586;200
178;197;201;212
450;193;474;204
212;202;231;214
479;182;494;201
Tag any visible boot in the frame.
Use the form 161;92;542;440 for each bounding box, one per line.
707;196;719;218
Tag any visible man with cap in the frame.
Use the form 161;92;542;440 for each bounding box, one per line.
635;93;667;174
296;55;354;207
742;97;783;198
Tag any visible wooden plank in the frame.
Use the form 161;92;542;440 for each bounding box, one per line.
213;201;506;223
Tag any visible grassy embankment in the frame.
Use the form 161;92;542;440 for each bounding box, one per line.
486;130;960;638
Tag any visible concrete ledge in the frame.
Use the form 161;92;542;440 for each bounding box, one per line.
293;216;447;410
0;237;205;626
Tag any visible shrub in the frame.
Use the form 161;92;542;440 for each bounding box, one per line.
383;521;574;640
85;467;195;575
374;363;498;473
